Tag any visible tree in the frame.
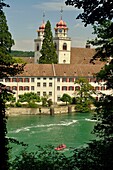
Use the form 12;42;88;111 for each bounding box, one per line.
65;0;113;168
65;0;113;25
41;95;49;107
0;9;24;79
74;77;94;112
65;0;113;62
0;1;24;169
60;93;72;105
18;92;40;104
89;20;113;63
39;20;58;64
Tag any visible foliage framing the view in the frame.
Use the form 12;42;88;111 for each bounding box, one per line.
0;1;24;169
65;0;113;169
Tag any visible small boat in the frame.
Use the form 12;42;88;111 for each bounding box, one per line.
55;144;66;151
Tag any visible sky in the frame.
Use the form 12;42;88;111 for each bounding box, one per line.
4;0;96;51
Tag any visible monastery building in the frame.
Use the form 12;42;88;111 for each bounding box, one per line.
0;15;110;103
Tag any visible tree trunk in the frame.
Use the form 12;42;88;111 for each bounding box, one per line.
0;97;9;170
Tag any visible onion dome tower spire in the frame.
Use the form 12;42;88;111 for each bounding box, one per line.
54;7;68;38
53;8;71;64
34;12;46;63
37;12;45;39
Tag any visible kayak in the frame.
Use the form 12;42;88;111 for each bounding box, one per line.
55;144;66;151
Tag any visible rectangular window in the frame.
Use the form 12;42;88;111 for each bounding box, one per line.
37;82;40;87
49;77;52;80
62;86;67;91
31;86;34;90
0;79;3;82
24;78;29;82
69;86;74;91
12;78;17;82
5;78;10;82
31;78;34;82
49;91;52;96
69;78;74;82
62;78;67;82
57;78;60;82
37;77;40;80
19;86;23;91
12;86;17;90
43;92;46;96
37;91;40;96
18;78;23;82
24;86;29;90
57;86;60;91
57;96;61;101
7;86;10;90
43;77;46;80
75;86;80;91
49;82;52;87
43;82;46;87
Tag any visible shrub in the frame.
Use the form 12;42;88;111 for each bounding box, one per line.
15;102;22;107
28;102;38;108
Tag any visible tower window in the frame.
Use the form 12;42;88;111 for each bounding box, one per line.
54;43;57;50
37;44;39;51
63;43;67;50
63;60;66;63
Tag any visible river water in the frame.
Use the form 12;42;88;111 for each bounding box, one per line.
7;112;96;158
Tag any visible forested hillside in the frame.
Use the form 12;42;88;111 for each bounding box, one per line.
11;50;34;57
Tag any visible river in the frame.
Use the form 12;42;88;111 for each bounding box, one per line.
7;112;96;158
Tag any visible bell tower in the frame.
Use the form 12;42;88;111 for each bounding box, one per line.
53;8;71;64
34;13;45;63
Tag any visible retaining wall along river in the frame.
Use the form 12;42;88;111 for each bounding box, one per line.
6;105;75;116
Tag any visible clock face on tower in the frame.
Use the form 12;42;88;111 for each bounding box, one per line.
59;29;62;33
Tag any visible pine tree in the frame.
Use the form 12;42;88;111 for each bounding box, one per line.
0;1;24;169
39;20;58;64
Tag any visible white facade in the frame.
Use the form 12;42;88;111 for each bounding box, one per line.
54;37;71;64
1;76;111;104
34;22;45;63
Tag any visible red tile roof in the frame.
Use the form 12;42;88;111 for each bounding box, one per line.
17;47;105;77
18;63;104;77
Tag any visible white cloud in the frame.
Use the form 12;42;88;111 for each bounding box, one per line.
32;1;76;11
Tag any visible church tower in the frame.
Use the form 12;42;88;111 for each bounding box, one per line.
53;9;71;64
34;14;45;63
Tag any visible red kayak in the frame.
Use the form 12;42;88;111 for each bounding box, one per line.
55;144;66;151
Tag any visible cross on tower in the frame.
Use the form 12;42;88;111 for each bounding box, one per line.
43;11;45;23
60;6;63;20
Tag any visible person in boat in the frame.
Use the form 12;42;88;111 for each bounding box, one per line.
58;144;66;148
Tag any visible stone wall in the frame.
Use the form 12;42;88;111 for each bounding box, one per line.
6;105;75;116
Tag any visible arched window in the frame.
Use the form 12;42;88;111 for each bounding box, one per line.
63;43;67;50
37;44;39;51
54;43;57;50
